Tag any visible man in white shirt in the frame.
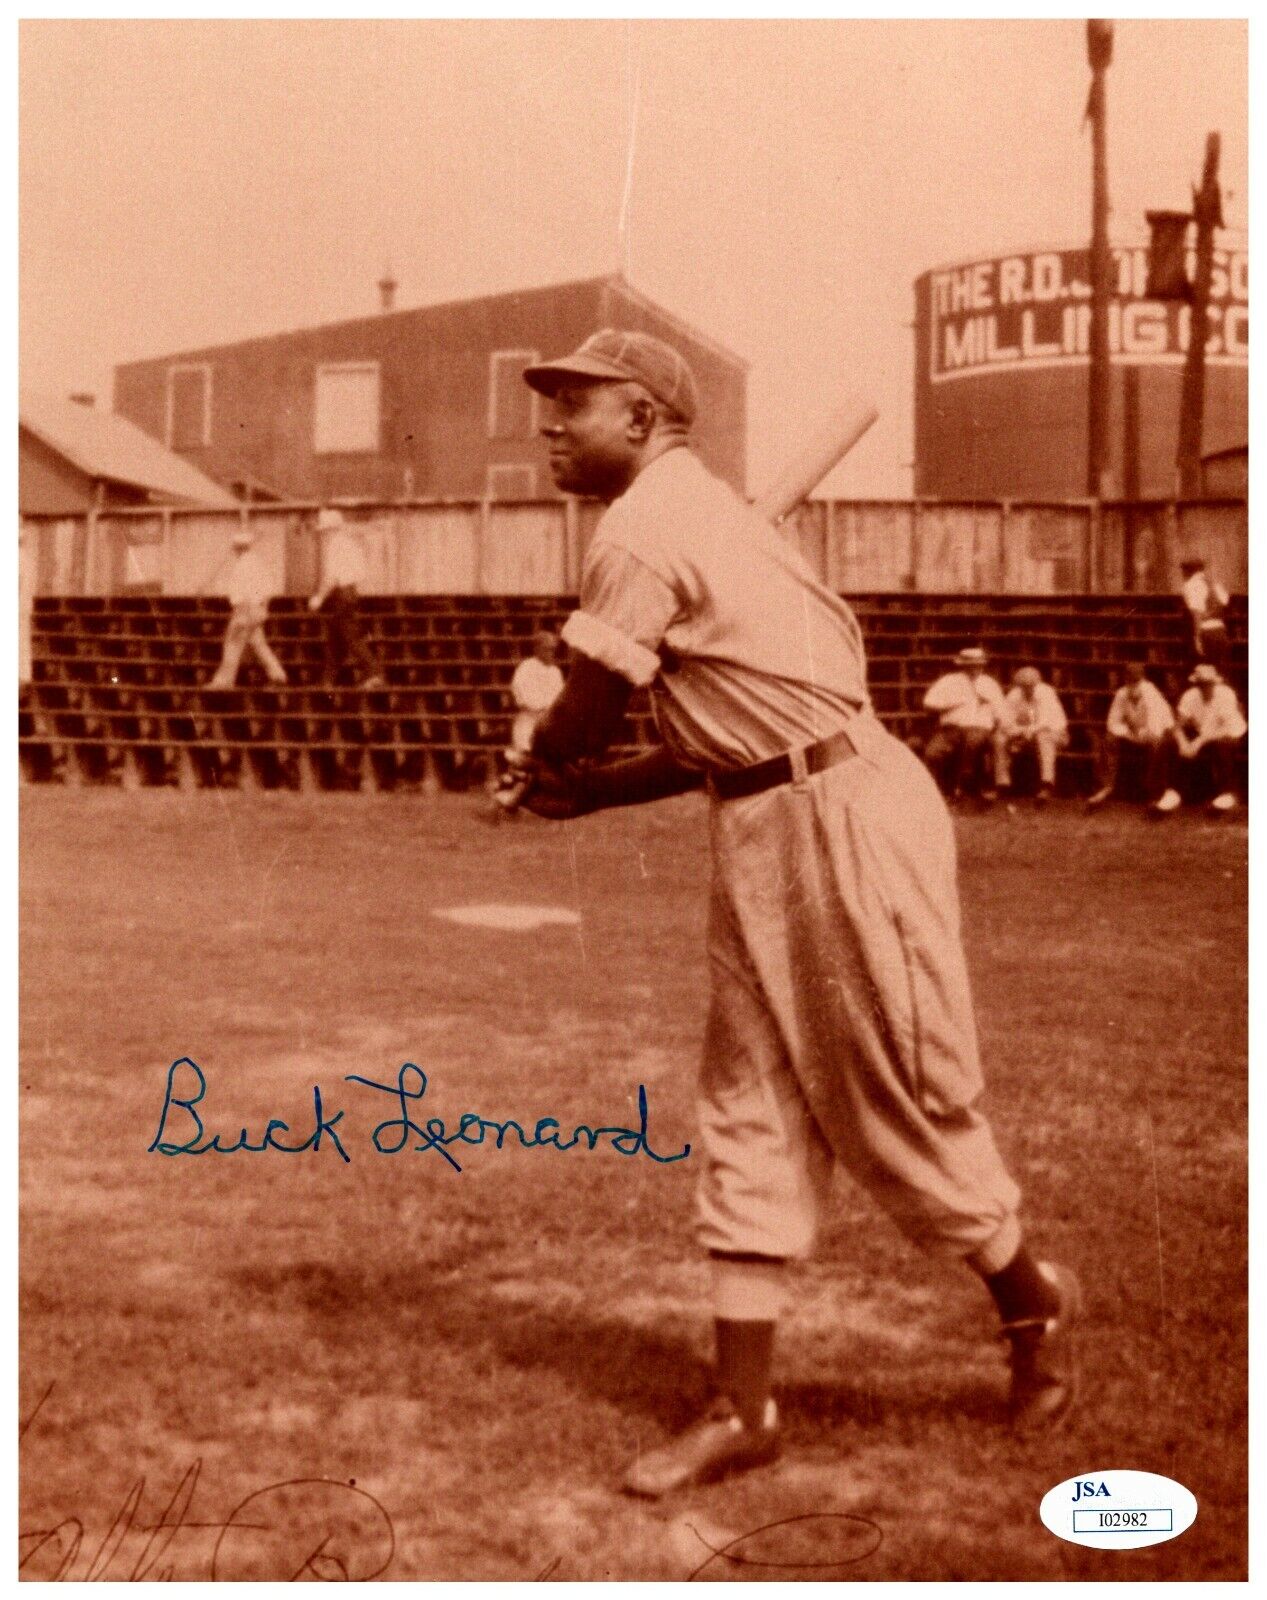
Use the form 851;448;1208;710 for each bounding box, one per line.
1153;664;1246;814
997;666;1068;802
1086;662;1174;809
922;647;1007;801
1179;558;1230;672
208;528;288;688
308;508;384;689
498;328;1078;1495
508;632;565;754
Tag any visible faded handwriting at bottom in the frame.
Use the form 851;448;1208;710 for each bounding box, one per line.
18;1463;395;1582
680;1512;884;1581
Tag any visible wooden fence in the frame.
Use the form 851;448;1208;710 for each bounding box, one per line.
20;495;1248;600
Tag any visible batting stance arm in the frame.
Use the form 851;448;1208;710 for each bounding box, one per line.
532;652;634;767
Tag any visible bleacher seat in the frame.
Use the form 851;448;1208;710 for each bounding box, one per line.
18;593;1247;795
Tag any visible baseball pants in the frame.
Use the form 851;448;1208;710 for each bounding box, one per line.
696;714;1021;1273
209;602;287;687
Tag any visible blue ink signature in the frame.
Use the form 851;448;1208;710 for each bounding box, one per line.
147;1058;351;1162
345;1064;690;1171
146;1059;690;1171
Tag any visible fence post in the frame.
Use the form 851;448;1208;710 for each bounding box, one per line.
161;507;173;596
1086;500;1100;595
86;507;101;596
475;498;488;596
910;501;923;591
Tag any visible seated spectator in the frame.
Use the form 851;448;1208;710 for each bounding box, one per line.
509;631;565;756
1179;557;1230;672
207;528;288;689
998;666;1068;803
1086;662;1174;809
922;646;1006;801
1153;664;1246;815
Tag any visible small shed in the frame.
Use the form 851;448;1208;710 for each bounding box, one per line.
20;392;240;515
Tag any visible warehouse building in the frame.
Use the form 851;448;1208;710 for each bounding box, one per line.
113;274;748;505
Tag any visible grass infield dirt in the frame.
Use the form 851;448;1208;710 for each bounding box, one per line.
20;787;1246;1581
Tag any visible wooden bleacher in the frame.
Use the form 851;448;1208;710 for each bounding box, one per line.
18;592;1247;796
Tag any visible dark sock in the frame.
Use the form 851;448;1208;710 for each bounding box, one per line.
982;1246;1060;1325
714;1319;776;1431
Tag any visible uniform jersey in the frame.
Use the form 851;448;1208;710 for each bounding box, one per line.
923;671;1005;730
221;548;276;608
322;529;367;591
560;447;868;770
1176;684;1247;742
1106;681;1174;742
1002;682;1067;738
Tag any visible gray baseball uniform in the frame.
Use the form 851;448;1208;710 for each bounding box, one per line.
560;445;1022;1272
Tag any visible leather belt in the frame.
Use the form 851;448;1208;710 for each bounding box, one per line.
710;727;858;802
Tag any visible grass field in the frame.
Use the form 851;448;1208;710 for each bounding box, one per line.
20;787;1247;1581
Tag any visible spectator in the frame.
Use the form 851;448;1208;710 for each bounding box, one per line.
309;509;385;689
1086;662;1174;809
508;632;565;755
922;646;1006;801
207;528;288;689
998;666;1068;803
1153;664;1246;815
1179;557;1230;672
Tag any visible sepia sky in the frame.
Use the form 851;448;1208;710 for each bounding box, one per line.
18;17;1247;498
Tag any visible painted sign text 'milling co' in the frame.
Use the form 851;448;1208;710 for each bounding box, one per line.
927;245;1248;383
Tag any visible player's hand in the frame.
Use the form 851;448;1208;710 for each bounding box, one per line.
519;763;589;821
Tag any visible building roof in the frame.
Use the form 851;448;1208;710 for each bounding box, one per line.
115;272;748;374
19;391;239;507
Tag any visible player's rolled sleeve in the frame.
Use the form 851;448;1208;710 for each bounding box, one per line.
561;540;680;688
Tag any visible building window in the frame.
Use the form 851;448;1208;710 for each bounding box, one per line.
488;350;539;441
166;364;212;449
486;464;537;500
314;362;380;454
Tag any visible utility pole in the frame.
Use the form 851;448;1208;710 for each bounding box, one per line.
1085;19;1114;500
1176;133;1223;497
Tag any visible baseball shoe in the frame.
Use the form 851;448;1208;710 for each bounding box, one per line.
1210;791;1238;813
1035;784;1053;807
1084;786;1112;811
1002;1261;1082;1433
1151;788;1182;815
979;788;998;806
622;1396;780;1498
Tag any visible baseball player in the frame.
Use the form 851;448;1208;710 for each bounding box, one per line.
207;528;288;689
508;329;1079;1497
1153;663;1246;815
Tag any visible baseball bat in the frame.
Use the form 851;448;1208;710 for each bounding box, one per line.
753;399;879;526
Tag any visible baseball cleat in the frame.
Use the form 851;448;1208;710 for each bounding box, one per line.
1002;1261;1082;1433
1210;791;1238;812
621;1397;780;1498
1152;788;1182;815
1084;786;1112;809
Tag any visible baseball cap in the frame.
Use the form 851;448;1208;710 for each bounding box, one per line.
1014;666;1041;688
954;647;989;667
523;329;699;426
1190;664;1221;684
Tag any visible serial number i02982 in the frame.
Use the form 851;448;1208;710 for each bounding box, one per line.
1095;1512;1150;1528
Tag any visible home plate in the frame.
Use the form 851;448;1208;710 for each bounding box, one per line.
433;903;581;931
